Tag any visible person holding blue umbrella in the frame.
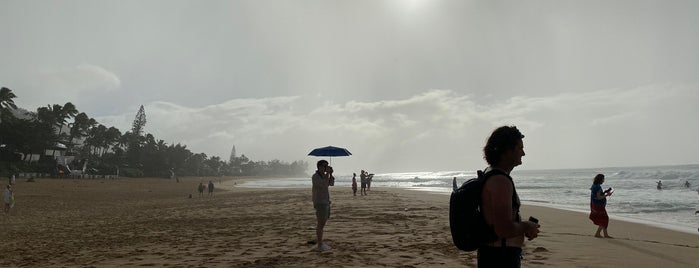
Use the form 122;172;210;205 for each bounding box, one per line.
312;159;335;251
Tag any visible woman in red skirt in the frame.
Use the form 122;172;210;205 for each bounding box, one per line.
590;174;613;238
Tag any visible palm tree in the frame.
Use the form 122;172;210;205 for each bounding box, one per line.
0;87;18;122
0;87;17;109
85;124;108;157
39;102;78;157
103;127;121;156
55;102;78;138
35;106;59;158
67;112;95;153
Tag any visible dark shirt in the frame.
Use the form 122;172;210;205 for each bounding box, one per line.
590;184;606;206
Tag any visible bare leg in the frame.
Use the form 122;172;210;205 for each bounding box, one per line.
603;227;612;238
595;226;603;238
316;218;327;246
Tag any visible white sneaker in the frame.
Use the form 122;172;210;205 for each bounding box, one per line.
318;243;332;251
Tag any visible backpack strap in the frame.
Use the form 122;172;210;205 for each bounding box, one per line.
483;169;520;220
481;168;521;247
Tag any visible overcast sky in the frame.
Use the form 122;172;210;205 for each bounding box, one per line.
1;0;698;173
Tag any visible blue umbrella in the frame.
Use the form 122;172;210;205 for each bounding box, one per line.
308;146;352;165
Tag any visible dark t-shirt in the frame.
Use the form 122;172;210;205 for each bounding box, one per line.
590;184;606;206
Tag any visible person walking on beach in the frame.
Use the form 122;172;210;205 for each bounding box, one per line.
478;126;539;267
312;160;335;251
198;182;205;197
589;174;613;238
208;180;214;196
352;173;358;196
4;184;13;213
453;177;458;192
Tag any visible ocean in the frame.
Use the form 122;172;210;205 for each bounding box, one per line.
237;164;699;234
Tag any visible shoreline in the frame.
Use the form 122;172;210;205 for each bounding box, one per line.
235;176;699;236
395;186;699;236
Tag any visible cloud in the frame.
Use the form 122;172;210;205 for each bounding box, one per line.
30;64;121;93
591;112;637;126
92;83;699;172
15;64;121;109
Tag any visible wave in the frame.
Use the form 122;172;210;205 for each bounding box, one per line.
240;164;699;232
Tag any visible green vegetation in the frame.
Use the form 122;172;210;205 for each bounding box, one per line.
0;86;308;178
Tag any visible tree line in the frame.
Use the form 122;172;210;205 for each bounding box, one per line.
0;86;308;178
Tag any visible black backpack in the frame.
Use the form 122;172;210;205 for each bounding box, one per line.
449;169;508;251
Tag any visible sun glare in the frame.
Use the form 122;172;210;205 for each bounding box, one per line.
396;0;430;13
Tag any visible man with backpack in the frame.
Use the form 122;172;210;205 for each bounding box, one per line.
478;125;540;267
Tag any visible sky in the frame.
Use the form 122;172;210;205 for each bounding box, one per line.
1;0;698;173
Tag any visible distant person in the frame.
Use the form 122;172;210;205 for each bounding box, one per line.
198;182;205;197
589;174;613;238
351;173;358;196
360;170;368;196
367;173;373;191
3;184;13;213
452;177;458;192
685;180;691;188
208;180;214;196
478;126;539;267
312;160;335;251
657;180;663;190
10;174;15;185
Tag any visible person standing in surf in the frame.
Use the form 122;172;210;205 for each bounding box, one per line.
590;174;613;238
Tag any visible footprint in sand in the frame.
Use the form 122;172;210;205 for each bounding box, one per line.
533;247;548;253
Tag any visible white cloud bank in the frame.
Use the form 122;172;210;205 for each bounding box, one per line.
15;64;121;108
96;83;699;173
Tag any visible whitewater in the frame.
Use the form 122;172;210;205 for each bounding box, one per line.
239;164;699;234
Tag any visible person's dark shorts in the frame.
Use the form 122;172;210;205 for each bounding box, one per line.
314;204;330;221
477;246;522;268
361;182;367;189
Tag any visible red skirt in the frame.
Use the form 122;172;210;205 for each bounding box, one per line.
589;203;609;228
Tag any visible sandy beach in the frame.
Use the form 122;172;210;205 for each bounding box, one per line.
2;177;698;267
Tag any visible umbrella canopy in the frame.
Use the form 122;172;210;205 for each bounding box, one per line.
308;146;352;165
308;146;352;157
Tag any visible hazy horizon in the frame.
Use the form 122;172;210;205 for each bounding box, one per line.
2;0;698;173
